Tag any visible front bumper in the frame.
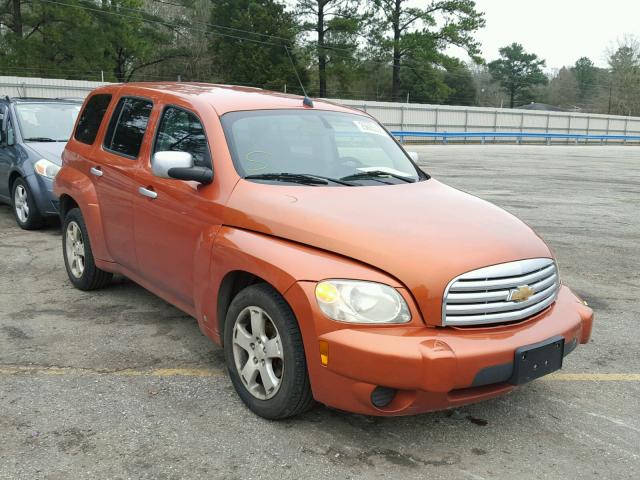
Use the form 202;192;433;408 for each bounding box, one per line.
26;173;59;216
284;284;593;416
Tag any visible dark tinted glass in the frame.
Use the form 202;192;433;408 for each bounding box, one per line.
104;97;153;158
75;94;112;145
154;107;211;169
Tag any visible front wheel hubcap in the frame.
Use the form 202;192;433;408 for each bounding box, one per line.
65;221;86;278
232;306;284;400
13;185;29;223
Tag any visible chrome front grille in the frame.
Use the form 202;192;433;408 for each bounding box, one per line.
442;258;559;326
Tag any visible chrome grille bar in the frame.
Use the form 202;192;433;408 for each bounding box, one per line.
442;258;559;326
447;263;556;292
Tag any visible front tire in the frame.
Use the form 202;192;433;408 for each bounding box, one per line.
224;283;314;419
62;207;112;290
12;177;44;230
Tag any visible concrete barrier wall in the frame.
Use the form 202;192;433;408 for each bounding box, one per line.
2;76;638;143
0;76;108;100
329;98;640;143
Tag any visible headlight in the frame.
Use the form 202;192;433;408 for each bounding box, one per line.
34;159;61;179
315;280;411;324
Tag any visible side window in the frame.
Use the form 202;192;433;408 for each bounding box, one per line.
104;97;153;158
0;107;13;146
154;106;211;169
75;94;112;145
7;118;15;145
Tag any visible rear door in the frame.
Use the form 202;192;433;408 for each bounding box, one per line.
90;95;155;271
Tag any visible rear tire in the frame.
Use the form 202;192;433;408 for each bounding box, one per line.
62;207;112;290
224;283;315;419
12;177;44;230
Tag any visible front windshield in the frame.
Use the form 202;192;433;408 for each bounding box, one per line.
221;109;422;185
15;102;81;142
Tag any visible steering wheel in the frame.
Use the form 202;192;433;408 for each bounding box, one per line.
330;156;365;176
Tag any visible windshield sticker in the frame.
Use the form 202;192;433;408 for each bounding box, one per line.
353;120;386;136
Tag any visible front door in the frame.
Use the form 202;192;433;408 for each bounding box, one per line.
132;105;223;308
91;96;154;271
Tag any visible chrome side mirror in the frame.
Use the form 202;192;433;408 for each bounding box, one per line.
152;151;194;179
407;151;419;162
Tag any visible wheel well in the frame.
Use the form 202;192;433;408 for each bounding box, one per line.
217;271;266;345
58;194;79;219
8;171;21;194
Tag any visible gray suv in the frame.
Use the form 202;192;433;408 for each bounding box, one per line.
0;97;81;229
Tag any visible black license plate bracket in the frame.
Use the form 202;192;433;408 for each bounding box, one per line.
510;335;564;385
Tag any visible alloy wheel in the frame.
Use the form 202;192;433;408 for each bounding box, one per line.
232;306;284;400
13;184;29;223
65;221;86;278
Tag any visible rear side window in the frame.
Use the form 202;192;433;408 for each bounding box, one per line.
75;94;112;145
154;106;211;169
104;97;153;158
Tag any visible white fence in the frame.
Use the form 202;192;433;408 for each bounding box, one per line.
0;76;108;99
2;76;639;143
332;99;640;144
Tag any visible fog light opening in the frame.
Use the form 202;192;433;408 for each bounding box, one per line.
371;386;397;408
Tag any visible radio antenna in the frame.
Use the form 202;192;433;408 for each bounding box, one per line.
284;45;313;107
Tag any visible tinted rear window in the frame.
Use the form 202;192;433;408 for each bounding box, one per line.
75;94;112;145
104;97;153;158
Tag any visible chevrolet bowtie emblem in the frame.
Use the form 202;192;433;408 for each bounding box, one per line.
508;285;535;302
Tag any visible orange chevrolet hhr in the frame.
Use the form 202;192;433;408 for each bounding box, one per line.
54;83;593;419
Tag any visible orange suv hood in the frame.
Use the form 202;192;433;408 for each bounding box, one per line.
224;179;552;324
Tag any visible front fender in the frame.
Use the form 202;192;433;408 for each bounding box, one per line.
22;173;58;216
201;226;401;341
54;166;112;262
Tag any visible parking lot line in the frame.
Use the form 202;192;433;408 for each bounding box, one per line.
0;365;638;381
544;373;640;381
0;365;225;377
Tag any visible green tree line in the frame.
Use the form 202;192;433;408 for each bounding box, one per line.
1;0;639;115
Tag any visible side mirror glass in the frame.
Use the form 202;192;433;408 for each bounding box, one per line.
407;151;419;163
152;151;194;178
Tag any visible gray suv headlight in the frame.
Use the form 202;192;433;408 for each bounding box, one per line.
34;159;61;179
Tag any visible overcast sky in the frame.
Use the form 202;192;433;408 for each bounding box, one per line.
468;0;639;70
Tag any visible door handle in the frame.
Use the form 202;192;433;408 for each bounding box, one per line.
90;166;103;177
138;186;157;199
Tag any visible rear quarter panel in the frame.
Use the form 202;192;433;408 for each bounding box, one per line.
54;149;112;262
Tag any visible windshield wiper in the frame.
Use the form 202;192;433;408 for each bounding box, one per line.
23;137;57;142
244;173;354;186
340;170;415;183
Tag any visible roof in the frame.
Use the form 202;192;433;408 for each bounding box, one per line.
93;82;362;116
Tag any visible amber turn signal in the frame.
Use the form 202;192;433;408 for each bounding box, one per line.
319;340;329;366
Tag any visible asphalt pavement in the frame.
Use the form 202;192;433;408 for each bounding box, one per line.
1;145;639;479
